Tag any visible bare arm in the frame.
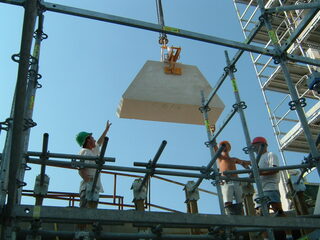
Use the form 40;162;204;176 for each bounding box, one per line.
259;167;279;176
234;158;251;169
97;120;112;146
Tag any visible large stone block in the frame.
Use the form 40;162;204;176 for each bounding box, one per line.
117;60;225;125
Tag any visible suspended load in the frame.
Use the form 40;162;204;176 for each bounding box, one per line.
116;0;224;125
116;59;225;125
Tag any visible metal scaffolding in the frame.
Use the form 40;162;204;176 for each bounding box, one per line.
232;0;320;218
0;0;320;239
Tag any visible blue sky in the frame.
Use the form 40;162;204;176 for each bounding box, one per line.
0;0;314;214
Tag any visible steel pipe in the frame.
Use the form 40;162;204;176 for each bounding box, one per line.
139;140;167;192
191;144;225;191
26;151;115;162
6;0;38;219
134;162;207;172
14;205;320;229
210;108;238;143
223;163;311;175
40;133;49;186
265;2;320;14
18;229;217;239
204;21;264;107
27;157;252;182
91;137;108;194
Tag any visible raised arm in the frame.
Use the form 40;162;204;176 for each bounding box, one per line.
97;120;112;146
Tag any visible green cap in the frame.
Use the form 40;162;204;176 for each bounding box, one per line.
76;131;92;147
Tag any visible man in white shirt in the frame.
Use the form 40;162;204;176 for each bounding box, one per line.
76;121;112;209
252;136;286;240
252;136;283;215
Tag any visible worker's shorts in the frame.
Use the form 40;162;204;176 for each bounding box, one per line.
254;190;281;208
221;181;243;203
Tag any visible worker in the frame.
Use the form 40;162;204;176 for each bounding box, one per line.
76;121;112;209
216;140;251;215
251;136;284;215
252;136;286;240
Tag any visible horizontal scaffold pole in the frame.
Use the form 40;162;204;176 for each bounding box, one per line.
14;205;320;229
26;151;116;162
223;163;311;175
265;1;320;14
41;2;278;56
2;0;320;67
27;158;252;182
0;0;274;56
134;162;207;171
18;229;217;240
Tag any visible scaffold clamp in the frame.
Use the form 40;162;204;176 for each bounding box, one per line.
273;52;288;65
34;174;49;195
16;179;27;189
254;195;270;205
204;139;217;148
0;118;12;133
199;105;211;113
224;65;237;73
11;53;38;66
242;145;256;154
23;118;37;131
288;97;306;110
184;181;200;202
232;101;247;110
211;172;222;186
131;178;147;201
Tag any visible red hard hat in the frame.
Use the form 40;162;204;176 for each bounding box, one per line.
251;137;267;144
219;141;231;151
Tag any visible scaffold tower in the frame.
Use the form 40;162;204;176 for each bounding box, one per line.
233;0;320;217
233;0;320;155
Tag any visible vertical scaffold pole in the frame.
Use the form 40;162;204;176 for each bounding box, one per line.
256;0;320;176
4;0;38;234
0;121;13;211
0;3;45;213
17;10;46;204
224;50;275;240
200;91;225;214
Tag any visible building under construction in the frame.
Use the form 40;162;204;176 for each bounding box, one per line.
0;0;320;239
